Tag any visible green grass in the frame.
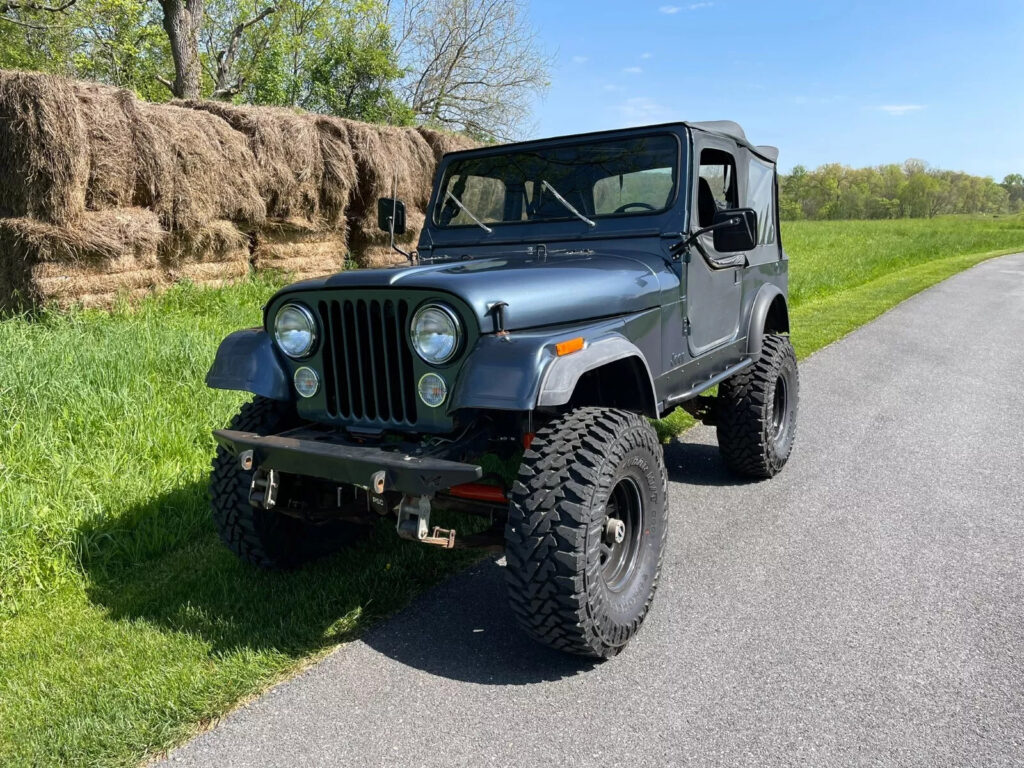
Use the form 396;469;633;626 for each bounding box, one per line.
2;215;1023;766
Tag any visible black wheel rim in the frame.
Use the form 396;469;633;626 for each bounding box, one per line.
770;374;789;446
600;477;645;591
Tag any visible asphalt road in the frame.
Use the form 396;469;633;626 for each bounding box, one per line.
163;253;1024;767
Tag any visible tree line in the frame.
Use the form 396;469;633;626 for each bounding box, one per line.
780;161;1023;221
0;0;550;140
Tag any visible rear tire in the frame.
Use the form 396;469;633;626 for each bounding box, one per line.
504;407;668;658
716;333;799;478
210;396;370;569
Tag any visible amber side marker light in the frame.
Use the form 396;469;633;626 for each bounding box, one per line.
556;337;585;356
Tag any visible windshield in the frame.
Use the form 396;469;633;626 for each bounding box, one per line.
433;134;679;229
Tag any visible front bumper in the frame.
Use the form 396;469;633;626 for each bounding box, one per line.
214;428;483;496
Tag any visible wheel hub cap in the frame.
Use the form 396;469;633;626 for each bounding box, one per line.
600;477;645;591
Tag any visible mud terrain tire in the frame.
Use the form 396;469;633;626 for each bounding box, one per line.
716;333;799;478
504;407;668;658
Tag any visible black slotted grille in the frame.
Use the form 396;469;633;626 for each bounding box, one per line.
317;297;418;426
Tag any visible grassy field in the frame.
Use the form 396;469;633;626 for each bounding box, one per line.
2;215;1023;766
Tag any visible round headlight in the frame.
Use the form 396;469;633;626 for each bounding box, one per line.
410;304;461;365
418;373;448;408
274;303;317;358
294;366;320;398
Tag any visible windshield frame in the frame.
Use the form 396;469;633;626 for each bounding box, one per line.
429;130;684;233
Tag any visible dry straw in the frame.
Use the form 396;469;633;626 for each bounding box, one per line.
0;70;89;225
0;209;166;310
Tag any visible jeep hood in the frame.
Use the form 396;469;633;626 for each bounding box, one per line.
280;252;671;332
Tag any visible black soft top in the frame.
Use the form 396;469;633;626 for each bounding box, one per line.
442;121;779;165
685;121;779;164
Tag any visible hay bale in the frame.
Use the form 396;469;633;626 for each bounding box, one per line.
416;126;480;163
253;224;347;282
0;208;166;310
315;117;357;230
358;245;416;270
0;70;88;225
136;102;266;231
177;101;325;226
159;219;252;287
75;82;140;211
340;120;436;257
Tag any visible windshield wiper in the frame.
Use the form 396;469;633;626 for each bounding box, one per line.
444;190;492;233
540;180;595;227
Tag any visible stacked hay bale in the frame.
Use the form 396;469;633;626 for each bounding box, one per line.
0;68;479;311
0;209;165;311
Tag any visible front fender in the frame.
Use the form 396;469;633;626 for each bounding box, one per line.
450;321;657;415
206;328;293;401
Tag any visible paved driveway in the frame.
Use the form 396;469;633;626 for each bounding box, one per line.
163;254;1024;767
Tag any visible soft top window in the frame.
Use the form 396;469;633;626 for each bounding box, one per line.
434;135;679;228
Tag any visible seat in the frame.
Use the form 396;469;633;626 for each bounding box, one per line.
697;177;717;228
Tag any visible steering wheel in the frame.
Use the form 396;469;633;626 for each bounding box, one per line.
613;202;656;214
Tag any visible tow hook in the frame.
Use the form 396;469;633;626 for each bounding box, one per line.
396;494;456;548
249;467;279;509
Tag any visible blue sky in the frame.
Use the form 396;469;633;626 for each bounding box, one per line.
526;0;1024;179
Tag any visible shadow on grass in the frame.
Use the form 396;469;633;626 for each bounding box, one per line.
78;480;591;685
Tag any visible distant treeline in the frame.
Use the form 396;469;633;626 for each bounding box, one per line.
779;161;1024;220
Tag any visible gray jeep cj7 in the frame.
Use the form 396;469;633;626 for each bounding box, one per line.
207;121;798;658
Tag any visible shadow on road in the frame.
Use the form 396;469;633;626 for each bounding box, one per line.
359;558;597;684
664;439;751;487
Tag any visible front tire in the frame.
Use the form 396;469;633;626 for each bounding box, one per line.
716;333;799;478
210;396;370;569
504;408;668;658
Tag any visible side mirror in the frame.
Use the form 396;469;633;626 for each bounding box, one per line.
378;197;407;235
712;208;757;252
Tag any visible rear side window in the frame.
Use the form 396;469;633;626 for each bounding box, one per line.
747;157;777;245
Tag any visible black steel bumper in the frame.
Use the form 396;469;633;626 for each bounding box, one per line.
214;428;483;496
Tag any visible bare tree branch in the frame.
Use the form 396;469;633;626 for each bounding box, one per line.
210;4;277;99
393;0;550;140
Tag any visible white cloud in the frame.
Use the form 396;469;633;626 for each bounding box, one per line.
876;104;925;116
616;97;674;123
623;66;644;74
641;52;654;59
571;55;588;64
603;84;624;92
661;3;712;13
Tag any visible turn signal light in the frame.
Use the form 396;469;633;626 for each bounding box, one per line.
556;337;584;356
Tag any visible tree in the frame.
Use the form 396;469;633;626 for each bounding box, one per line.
1002;173;1024;212
157;0;204;98
389;0;550;140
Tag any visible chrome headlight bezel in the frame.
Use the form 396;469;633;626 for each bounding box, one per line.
410;303;462;365
273;302;318;359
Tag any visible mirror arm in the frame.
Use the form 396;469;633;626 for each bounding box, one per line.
388;174;415;265
387;203;415;265
669;215;742;258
